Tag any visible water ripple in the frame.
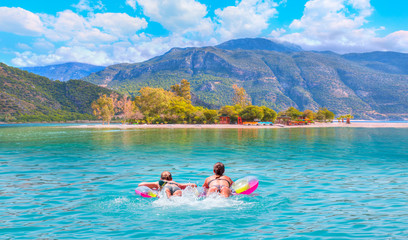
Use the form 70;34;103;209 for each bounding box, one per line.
1;126;408;239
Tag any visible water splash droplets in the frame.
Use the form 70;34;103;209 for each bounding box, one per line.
152;188;252;211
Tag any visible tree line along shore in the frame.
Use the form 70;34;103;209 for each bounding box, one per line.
91;79;340;125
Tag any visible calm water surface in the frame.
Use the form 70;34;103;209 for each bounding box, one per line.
1;125;408;239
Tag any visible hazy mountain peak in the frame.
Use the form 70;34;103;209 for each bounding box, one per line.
216;38;302;52
21;62;105;81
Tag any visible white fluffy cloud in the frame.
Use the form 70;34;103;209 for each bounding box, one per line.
215;0;278;40
72;0;104;12
40;10;148;43
126;0;137;10
277;0;408;53
33;39;55;51
12;46;111;67
136;0;210;34
43;10;91;42
280;0;375;52
7;8;150;66
374;30;408;52
0;7;44;36
11;35;213;67
90;13;148;37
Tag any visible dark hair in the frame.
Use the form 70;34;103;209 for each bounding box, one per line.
161;171;172;181
213;162;225;176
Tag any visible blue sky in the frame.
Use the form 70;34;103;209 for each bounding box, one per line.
0;0;407;67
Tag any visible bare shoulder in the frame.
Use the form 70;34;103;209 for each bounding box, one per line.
202;176;212;187
205;176;213;182
225;176;233;183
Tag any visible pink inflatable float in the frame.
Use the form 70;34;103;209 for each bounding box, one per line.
231;176;259;195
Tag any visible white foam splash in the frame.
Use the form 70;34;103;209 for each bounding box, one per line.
152;187;250;210
113;196;130;204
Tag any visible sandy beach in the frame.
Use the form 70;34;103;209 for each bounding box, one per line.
66;122;408;129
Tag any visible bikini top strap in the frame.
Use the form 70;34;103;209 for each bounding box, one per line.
208;176;231;187
167;182;179;187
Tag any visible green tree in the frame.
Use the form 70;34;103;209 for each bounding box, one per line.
341;114;354;123
191;106;206;124
261;106;277;122
91;94;115;124
168;96;195;123
344;114;354;120
135;87;174;122
180;79;191;101
171;79;191;101
232;84;251;108
239;105;264;121
280;107;303;120
219;105;239;123
203;109;218;124
233;104;243;113
303;109;316;120
2;113;16;122
170;83;181;96
316;107;335;122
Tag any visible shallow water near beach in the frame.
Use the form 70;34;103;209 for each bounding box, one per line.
1;125;408;239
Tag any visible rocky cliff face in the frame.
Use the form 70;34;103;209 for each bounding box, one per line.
81;38;408;119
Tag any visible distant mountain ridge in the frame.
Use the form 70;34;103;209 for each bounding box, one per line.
0;63;113;121
21;62;105;82
343;51;408;75
216;38;302;52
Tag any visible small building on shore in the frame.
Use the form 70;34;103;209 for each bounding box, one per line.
275;115;291;125
219;115;230;124
276;115;313;125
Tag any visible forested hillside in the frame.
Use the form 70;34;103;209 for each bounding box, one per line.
0;63;113;122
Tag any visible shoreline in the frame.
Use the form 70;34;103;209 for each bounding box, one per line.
65;122;408;129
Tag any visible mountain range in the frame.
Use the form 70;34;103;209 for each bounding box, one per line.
18;38;408;120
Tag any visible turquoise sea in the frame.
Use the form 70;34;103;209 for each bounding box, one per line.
1;125;408;239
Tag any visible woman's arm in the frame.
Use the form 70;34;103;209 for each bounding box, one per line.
138;182;160;190
227;176;234;186
202;178;209;189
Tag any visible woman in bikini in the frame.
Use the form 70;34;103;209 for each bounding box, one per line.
203;162;233;197
138;171;197;198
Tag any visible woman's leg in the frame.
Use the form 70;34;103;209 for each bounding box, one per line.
207;186;219;195
173;190;182;197
220;187;231;197
164;188;172;198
